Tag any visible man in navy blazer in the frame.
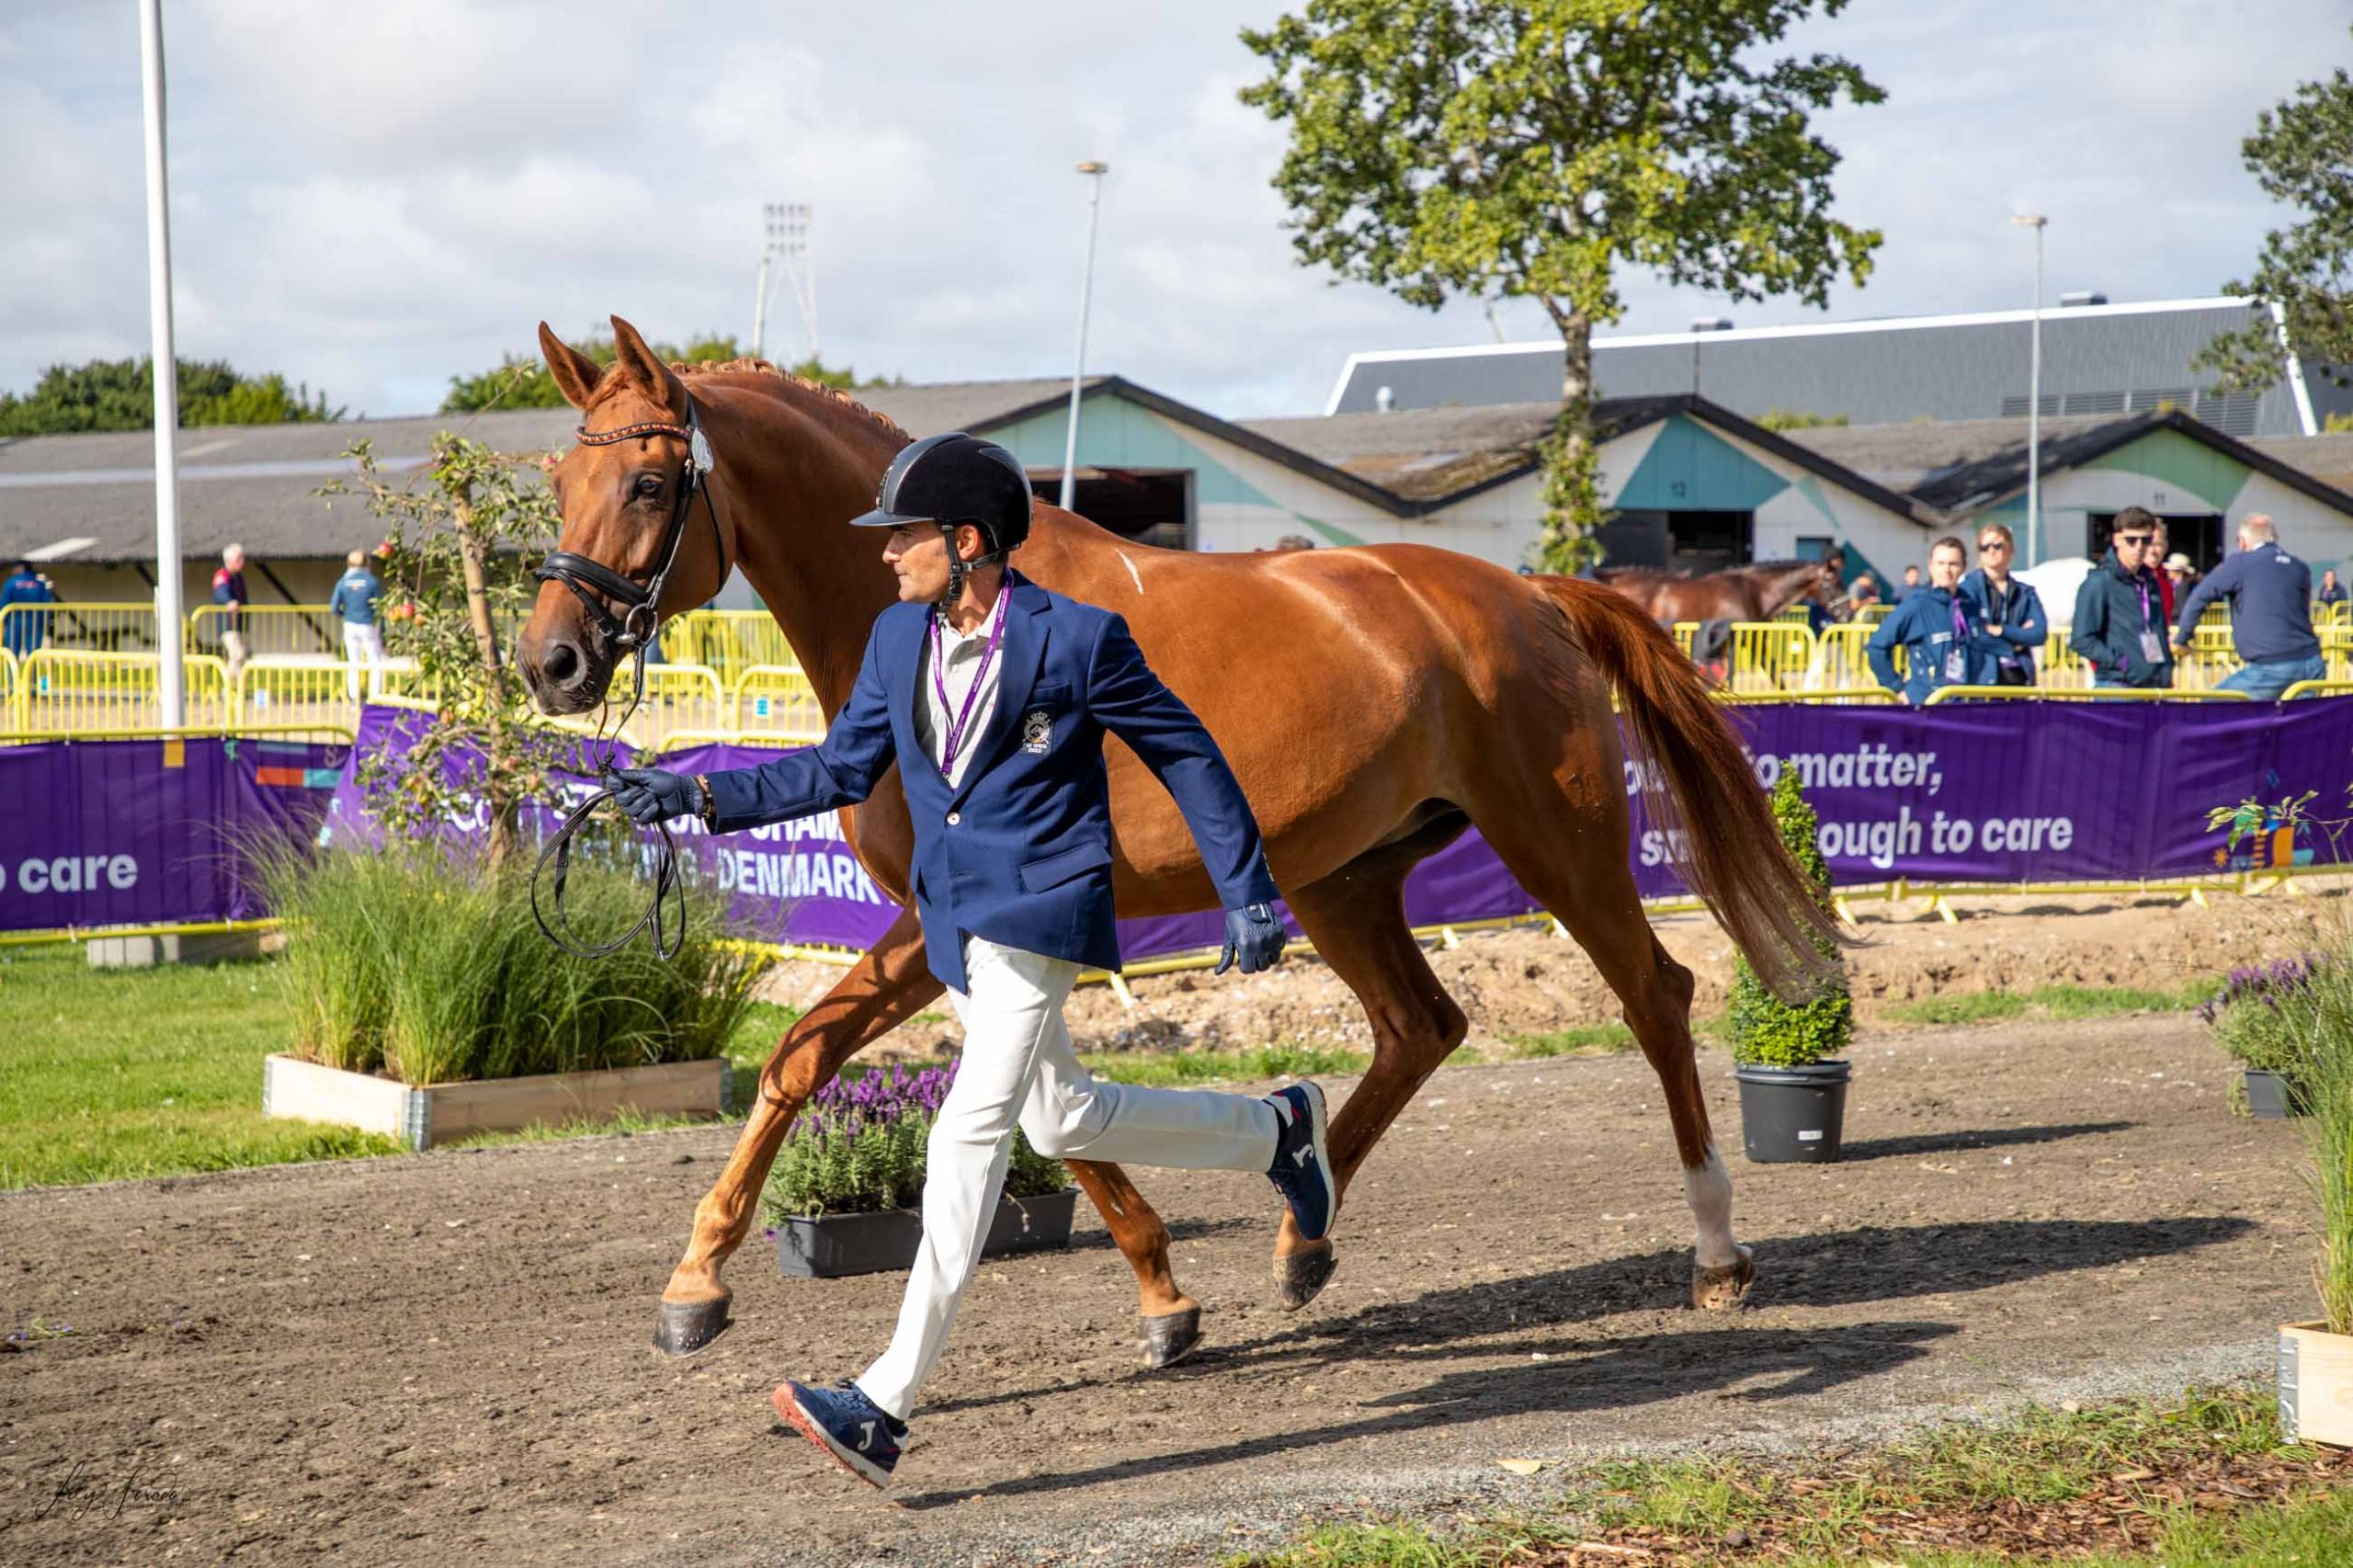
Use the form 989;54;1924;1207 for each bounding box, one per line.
611;433;1335;1488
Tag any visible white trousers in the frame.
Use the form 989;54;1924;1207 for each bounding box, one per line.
341;623;385;700
857;937;1279;1420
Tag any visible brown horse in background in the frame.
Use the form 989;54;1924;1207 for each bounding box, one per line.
1601;557;1848;627
517;317;1843;1366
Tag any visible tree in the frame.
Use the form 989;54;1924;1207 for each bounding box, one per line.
1240;0;1882;570
440;333;891;413
2195;46;2353;393
0;357;342;436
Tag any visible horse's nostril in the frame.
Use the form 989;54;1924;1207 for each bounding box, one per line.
543;640;581;686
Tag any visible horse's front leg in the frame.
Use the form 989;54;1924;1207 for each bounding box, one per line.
655;909;941;1355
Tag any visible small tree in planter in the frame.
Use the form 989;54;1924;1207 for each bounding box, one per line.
1727;771;1854;1163
2200;955;2329;1119
2279;933;2353;1447
760;1063;1075;1278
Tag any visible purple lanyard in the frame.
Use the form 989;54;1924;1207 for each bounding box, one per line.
928;604;1006;778
2137;577;2153;626
1949;597;1969;642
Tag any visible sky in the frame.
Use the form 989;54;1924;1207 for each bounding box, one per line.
2;1;2347;422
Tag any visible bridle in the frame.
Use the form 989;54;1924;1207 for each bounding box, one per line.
529;394;732;961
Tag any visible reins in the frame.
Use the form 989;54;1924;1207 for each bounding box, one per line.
528;397;728;960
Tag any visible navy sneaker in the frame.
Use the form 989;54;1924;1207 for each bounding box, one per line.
1264;1081;1336;1242
773;1379;905;1488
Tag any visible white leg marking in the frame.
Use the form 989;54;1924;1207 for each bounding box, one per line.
1683;1145;1739;1268
1116;551;1144;595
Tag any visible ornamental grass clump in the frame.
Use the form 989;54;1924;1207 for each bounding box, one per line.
1726;771;1851;1068
260;845;763;1085
761;1062;1067;1220
2294;947;2353;1336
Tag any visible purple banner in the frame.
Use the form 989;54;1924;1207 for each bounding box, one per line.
28;698;2346;954
0;734;347;931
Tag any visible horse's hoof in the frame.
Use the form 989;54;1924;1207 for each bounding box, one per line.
1140;1306;1203;1369
1692;1246;1755;1311
1276;1238;1336;1311
654;1293;733;1357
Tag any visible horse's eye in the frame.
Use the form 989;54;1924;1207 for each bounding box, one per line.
633;474;663;500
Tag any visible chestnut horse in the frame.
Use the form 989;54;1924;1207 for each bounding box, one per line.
1600;557;1847;627
517;318;1841;1365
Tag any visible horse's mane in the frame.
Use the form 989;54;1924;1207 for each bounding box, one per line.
666;357;912;446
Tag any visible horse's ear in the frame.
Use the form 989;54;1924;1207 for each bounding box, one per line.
608;315;688;419
538;323;603;409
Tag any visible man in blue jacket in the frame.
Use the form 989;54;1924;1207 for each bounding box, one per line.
1957;523;2046;686
328;550;385;700
608;434;1332;1489
2070;507;2173;688
2171;514;2324;700
1868;536;1984;704
0;560;57;659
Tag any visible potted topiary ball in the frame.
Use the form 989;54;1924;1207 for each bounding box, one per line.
1728;771;1854;1163
761;1062;1077;1278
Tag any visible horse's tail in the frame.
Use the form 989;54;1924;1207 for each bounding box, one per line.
1536;574;1849;997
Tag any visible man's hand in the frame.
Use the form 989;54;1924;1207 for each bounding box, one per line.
2171;642;2190;658
1216;903;1286;975
610;767;699;826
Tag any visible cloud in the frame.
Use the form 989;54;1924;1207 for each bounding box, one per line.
4;0;2348;421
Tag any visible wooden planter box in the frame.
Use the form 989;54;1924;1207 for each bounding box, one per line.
773;1188;1079;1278
2279;1320;2353;1448
263;1052;733;1151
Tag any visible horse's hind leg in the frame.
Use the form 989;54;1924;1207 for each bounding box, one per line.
1472;804;1753;1310
1271;854;1471;1309
656;908;1203;1365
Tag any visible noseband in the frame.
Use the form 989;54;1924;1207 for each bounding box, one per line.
534;397;729;657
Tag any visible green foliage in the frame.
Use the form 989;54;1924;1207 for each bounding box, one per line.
1078;1043;1369;1087
0;356;342;435
439;332;892;414
323;434;571;855
760;1063;1068;1219
2292;943;2353;1335
1726;771;1850;1066
2196;42;2353;393
258;847;764;1085
1241;0;1882;568
1757;408;1851;431
1884;980;2213;1028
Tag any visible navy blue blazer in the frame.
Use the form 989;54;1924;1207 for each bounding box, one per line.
704;572;1280;993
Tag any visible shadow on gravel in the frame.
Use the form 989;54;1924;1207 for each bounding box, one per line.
1835;1120;2134;1163
896;1319;1960;1507
923;1216;2253;1426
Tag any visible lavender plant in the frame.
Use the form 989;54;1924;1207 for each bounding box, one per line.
761;1062;1068;1219
2200;954;2328;1082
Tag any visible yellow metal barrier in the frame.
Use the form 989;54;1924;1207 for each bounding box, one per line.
12;649;233;731
0;648;12;711
189;603;342;660
2284;679;2353;700
1721;686;1899;706
671;609;794;686
1809;623;1878;688
235;658;364;727
732;665;827;741
546;662;728;751
1722;621;1815;695
0;601;159;655
1922;683;2251;705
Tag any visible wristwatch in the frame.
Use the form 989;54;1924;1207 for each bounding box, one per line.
696;773;717;830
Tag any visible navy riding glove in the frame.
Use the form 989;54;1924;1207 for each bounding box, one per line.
610;767;699;826
1216;902;1287;975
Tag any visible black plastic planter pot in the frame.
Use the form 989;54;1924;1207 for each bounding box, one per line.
1733;1061;1851;1163
773;1187;1079;1278
2243;1069;2305;1120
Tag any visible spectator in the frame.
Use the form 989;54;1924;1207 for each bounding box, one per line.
2146;520;2178;629
2172;514;2323;701
2320;568;2346;607
212;544;250;684
1894;563;1923;604
1848;574;1882;612
1868;536;1984;705
2069;506;2172;688
2165;552;2195;591
329;549;386;700
1959;522;2047;685
1;559;58;659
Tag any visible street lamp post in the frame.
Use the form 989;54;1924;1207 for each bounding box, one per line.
2012;213;2047;565
1058;161;1108;514
139;0;186;726
753;203;811;363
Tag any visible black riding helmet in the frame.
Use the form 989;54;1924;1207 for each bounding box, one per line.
851;432;1035;558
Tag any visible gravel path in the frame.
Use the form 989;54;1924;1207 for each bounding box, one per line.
0;1013;2311;1566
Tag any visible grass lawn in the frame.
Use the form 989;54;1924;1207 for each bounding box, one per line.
0;937;2219;1191
1231;1386;2352;1567
1882;979;2216;1028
